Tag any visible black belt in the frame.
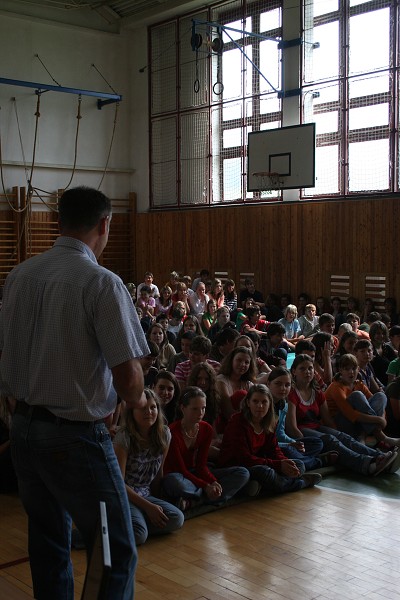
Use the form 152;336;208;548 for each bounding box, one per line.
15;401;104;426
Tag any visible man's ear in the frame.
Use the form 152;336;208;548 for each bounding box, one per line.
99;215;109;235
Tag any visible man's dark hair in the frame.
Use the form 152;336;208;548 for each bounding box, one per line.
295;340;316;355
58;186;111;232
214;328;240;347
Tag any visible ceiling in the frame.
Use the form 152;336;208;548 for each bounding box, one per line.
0;0;210;32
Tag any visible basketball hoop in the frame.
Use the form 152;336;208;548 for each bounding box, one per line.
252;171;285;193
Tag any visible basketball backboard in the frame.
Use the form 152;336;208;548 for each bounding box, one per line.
247;123;316;191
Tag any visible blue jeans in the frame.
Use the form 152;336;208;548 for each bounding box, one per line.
129;497;184;545
301;425;382;475
282;436;324;470
334;391;387;438
163;466;249;504
248;462;307;494
11;412;136;600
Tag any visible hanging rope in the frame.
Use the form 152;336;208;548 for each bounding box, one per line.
63;94;82;190
0;105;30;213
97;101;119;189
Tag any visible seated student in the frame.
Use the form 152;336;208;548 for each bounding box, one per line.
345;296;361;318
297;293;311;317
298;304;319;338
167;271;180;294
354;339;383;393
153;370;181;424
264;293;284;321
187;363;221;462
312;332;334;386
332;330;358;374
239;278;265;309
173;282;192;316
207;306;235;344
136;284;156;323
316;296;331;317
209;278;225;309
369;321;396;386
168;331;196;373
385;377;400;437
137;271;160;299
209;328;240;363
218;384;322;494
312;313;339;351
360;298;376;325
155;313;176;345
174;314;204;352
234;335;271;381
325;354;399;448
280;293;291;312
337;322;353;340
384;297;399;326
174;336;220;391
113;389;184;546
191;269;210;293
330;296;346;334
235;297;255;330
223;279;238;314
267;368;333;470
155;285;173;317
0;395;18;493
167;304;185;338
287;354;400;476
240;306;270;338
216;346;257;427
139;341;160;387
189;280;209;318
294;340;325;390
388;325;400;355
346;312;370;339
201;299;217;335
259;322;290;367
146;323;176;370
125;282;136;304
181;275;194;297
387;355;400;383
163;387;250;510
278;304;304;347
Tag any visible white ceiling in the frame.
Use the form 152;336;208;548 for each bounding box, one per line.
0;0;211;32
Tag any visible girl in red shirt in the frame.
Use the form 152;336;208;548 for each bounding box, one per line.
218;384;322;494
162;387;249;510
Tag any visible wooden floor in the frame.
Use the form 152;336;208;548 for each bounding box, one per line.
1;487;400;599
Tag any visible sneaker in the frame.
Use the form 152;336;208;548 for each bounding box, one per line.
302;473;322;488
319;451;339;467
244;479;262;497
373;451;397;476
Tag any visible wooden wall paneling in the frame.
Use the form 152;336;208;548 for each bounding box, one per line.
0;188;20;286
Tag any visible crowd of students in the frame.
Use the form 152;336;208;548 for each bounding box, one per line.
108;271;400;546
2;270;400;549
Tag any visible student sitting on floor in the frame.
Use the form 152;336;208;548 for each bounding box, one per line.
267;368;334;471
354;339;384;393
163;387;250;510
174;336;220;391
287;354;400;476
113;389;184;545
217;384;322;495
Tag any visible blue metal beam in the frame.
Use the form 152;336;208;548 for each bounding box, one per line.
0;77;121;108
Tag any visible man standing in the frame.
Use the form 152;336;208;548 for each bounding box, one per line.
0;187;149;600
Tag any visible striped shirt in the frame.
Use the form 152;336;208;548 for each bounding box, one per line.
0;236;149;420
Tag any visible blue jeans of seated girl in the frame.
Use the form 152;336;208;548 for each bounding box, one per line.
248;461;307;494
11;413;136;600
282;436;324;470
129;497;184;545
334;390;387;438
163;466;250;504
301;425;383;475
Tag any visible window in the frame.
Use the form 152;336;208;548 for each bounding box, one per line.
302;0;397;197
149;0;399;207
149;0;282;208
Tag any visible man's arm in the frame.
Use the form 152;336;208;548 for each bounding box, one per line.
111;358;146;408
